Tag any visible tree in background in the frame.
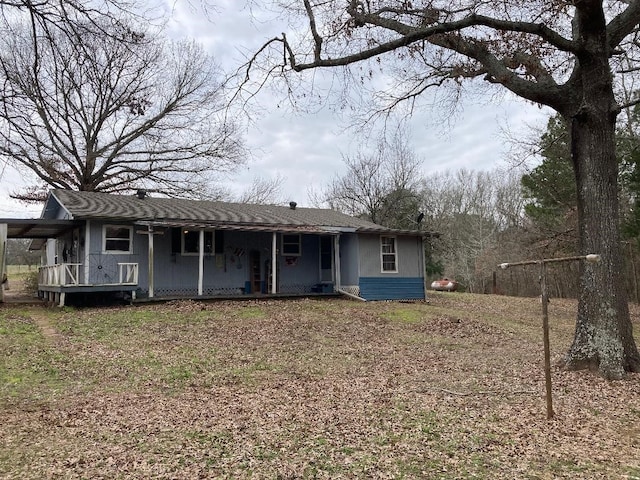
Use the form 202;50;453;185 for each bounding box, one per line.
236;175;285;204
420;168;527;293
520;115;578;256
322;134;424;229
4;239;40;267
241;0;640;378
0;13;246;201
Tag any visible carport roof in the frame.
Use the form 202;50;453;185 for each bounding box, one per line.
0;218;81;239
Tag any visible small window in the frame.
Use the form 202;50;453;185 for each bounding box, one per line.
282;234;301;256
103;225;132;253
182;230;213;255
380;236;397;272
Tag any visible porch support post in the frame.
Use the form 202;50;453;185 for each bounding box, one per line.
84;220;90;285
333;234;341;290
0;223;6;303
271;232;277;294
148;225;154;298
198;229;204;296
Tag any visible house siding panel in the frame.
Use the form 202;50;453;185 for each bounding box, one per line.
89;221;140;285
358;234;423;278
359;277;425;301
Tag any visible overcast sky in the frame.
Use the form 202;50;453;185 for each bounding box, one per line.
0;1;551;218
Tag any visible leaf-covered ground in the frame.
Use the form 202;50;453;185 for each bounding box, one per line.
1;293;639;479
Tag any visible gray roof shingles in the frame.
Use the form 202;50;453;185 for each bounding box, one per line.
51;190;420;235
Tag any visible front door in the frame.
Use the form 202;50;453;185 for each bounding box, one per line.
249;250;261;293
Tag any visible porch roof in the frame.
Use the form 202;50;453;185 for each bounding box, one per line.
0;218;81;239
49;190;430;236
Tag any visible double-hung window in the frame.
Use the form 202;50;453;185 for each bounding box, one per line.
282;234;301;256
103;225;133;254
380;236;397;273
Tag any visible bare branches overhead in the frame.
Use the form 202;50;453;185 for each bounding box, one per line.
0;9;246;201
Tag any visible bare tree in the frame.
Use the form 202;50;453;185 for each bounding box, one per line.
0;13;246;201
239;0;640;378
323;133;423;228
236;174;285;204
420;168;523;292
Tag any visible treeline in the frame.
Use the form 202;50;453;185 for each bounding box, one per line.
320;115;640;301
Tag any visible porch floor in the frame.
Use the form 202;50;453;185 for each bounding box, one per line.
132;291;342;304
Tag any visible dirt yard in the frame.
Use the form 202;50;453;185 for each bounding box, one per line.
1;292;639;479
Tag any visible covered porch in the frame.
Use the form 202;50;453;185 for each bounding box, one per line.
136;221;346;302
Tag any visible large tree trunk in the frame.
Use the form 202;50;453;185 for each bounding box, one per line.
565;110;640;378
562;5;640;378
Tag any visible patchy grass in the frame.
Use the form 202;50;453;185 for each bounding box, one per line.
1;293;639;479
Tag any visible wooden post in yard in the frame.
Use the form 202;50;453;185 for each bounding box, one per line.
539;261;553;419
498;254;601;420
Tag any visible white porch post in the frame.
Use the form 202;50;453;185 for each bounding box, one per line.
271;232;277;294
333;234;341;290
83;220;90;285
198;229;204;296
148;225;154;298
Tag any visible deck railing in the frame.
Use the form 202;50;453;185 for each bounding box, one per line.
39;263;81;286
38;263;139;287
118;263;138;285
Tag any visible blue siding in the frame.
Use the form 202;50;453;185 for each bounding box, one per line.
359;277;425;301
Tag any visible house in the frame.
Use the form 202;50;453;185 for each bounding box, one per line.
0;190;432;306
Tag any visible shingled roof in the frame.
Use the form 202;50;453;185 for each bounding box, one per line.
49;190;424;235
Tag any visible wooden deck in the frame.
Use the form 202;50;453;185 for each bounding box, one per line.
37;263;139;306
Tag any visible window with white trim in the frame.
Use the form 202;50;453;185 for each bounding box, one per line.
282;234;301;256
103;225;133;254
182;230;214;255
380;236;397;272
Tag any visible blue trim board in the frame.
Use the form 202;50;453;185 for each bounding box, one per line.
359;277;425;301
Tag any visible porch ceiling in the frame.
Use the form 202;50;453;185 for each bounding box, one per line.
0;219;81;239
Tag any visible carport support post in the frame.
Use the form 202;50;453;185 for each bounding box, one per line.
0;223;6;303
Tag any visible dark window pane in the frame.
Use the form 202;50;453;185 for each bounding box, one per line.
106;227;130;240
106;239;130;252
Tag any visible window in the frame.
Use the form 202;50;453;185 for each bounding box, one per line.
282;234;301;256
182;230;213;255
103;225;132;253
380;236;397;272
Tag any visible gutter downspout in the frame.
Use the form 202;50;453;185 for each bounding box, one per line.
337;287;366;302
